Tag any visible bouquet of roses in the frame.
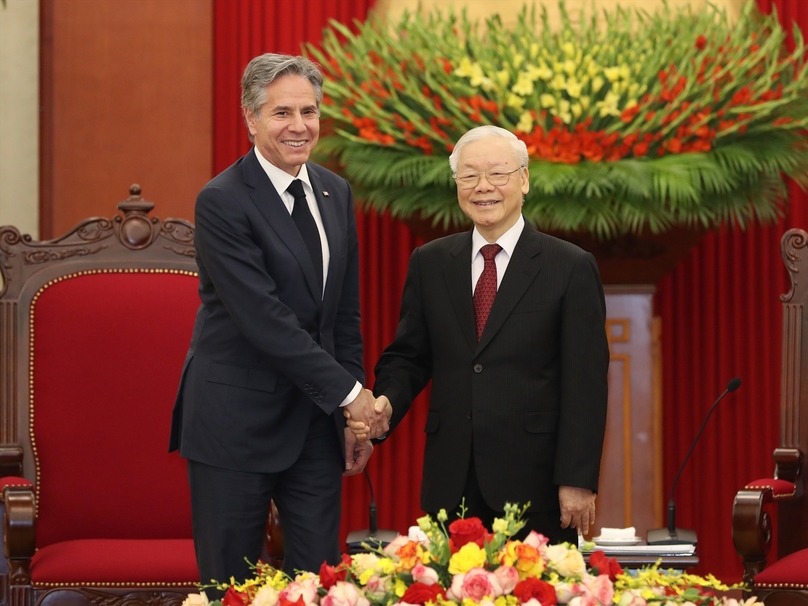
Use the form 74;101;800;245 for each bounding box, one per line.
186;503;759;606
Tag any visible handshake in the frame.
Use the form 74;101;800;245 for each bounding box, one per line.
344;389;392;442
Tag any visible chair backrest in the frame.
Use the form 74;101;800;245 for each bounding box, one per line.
776;228;808;557
0;186;199;547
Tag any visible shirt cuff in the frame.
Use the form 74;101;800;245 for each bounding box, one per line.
339;381;363;407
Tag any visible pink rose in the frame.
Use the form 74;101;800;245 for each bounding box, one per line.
582;574;614;605
411;563;440;585
616;590;647;606
363;575;390;601
321;582;369;606
448;568;503;601
493;565;520;594
279;579;319;606
568;597;600;606
523;531;549;549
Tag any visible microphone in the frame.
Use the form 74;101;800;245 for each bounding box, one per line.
646;377;742;545
345;469;398;553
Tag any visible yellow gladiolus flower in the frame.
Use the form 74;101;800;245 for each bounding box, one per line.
512;53;524;69
448;542;487;575
563;60;577;76
580;95;591;110
591;76;604;93
562;42;575;57
496;69;510;87
619;64;631;80
516;111;533;133
566;78;582;98
506;93;526;110
551;74;566;91
587;61;600;79
596;91;621;117
454;57;474;78
603;66;621;82
536;61;554;81
571;103;582;118
511;73;534;96
540;94;557;108
529;42;539;58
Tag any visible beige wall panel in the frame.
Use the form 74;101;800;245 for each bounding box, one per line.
45;0;212;237
0;0;39;238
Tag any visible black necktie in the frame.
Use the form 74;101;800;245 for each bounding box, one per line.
287;179;323;293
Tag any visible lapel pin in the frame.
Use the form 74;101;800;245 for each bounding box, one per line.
322;191;330;197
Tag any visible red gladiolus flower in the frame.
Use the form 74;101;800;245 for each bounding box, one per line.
400;582;446;605
696;35;707;51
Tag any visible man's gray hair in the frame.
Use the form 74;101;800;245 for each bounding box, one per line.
449;125;529;173
241;53;324;141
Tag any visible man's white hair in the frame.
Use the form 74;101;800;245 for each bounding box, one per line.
448;125;529;173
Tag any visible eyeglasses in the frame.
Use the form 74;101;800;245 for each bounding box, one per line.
452;167;523;190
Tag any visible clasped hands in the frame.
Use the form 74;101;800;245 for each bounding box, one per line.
344;389;392;442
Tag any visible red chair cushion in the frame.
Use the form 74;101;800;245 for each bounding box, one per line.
0;476;33;491
745;478;797;499
755;548;808;587
30;271;198;546
31;538;199;586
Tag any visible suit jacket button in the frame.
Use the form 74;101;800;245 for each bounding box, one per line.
316;396;324;403
473;363;483;373
466;411;472;420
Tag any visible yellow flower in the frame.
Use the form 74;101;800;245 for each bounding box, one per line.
565;78;582;98
417;515;432;531
596;91;621;117
394;578;407;597
619;64;631;80
571;102;582;118
562;42;575;57
603;66;622;82
563;60;577;76
448;542;487;574
496;69;510;87
529;42;539;58
512;53;524;69
580;95;591;110
550;74;566;91
586;61;600;79
516;111;533;133
540;94;556;108
557;99;572;124
506;93;526;110
454;57;475;78
535;61;554;81
591;76;604;93
436;509;448;522
491;518;509;534
511;73;534;96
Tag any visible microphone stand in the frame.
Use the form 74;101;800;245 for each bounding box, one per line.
345;469;398;552
646;378;742;545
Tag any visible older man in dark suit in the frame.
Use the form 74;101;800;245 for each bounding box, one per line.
169;54;386;592
353;125;609;544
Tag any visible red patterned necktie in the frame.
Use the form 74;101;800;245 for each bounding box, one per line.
474;243;502;341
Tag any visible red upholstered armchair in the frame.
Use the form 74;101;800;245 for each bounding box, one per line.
0;187;200;606
732;228;808;605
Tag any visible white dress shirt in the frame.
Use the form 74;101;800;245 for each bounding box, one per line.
471;214;526;295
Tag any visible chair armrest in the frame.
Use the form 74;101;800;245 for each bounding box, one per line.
0;447;23;479
732;487;774;585
2;481;35;585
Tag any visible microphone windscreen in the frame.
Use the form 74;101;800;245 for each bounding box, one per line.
727;377;742;392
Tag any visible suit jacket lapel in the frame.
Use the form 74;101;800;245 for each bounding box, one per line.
309;167;338;312
242;153;323;306
443;231;478;352
476;223;543;352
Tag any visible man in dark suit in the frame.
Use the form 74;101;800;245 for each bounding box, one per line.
169;54;386;591
354;125;609;544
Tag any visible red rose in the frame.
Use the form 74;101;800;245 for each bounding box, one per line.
279;596;306;606
400;582;446;605
513;578;557;605
222;588;251;606
589;550;623;582
448;517;488;549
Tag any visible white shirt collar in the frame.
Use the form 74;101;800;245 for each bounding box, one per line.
471;214;525;259
252;147;312;197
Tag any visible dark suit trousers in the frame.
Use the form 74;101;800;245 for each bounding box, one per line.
188;408;342;596
437;451;578;546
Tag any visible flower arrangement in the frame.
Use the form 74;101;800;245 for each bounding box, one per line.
306;1;808;238
188;504;759;606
